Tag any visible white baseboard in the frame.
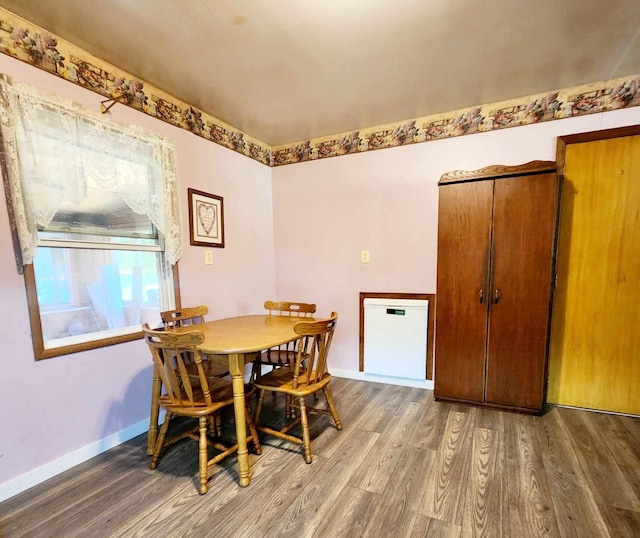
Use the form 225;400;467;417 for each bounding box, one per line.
0;370;432;504
331;368;434;390
0;412;164;503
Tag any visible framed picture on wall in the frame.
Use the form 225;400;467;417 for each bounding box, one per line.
188;188;225;247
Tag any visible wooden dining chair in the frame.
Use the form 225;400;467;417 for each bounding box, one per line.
250;301;316;382
161;305;229;379
161;304;208;328
253;312;342;463
147;305;230;455
142;323;262;494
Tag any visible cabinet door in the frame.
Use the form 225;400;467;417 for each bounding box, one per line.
434;180;492;402
485;173;558;409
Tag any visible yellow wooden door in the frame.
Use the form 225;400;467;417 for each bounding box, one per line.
547;135;640;414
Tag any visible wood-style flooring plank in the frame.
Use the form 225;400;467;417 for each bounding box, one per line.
6;468;140;538
622;463;640;505
1;437;156;537
0;434;147;520
348;401;423;495
251;428;380;538
328;376;356;396
619;414;640;442
556;407;640;512
411;514;462;538
357;383;413;433
476;408;505;432
361;444;436;537
504;413;560;537
598;503;640;538
538;433;609;537
120;442;306;537
404;386;432;404
538;406;570;441
461;427;509;537
591;412;640;468
407;395;450;451
217;451;336;538
36;436;242;538
310;380;386;459
312;485;380;538
418;409;475;525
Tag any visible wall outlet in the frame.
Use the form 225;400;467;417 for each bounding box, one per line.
361;250;370;263
205;250;213;265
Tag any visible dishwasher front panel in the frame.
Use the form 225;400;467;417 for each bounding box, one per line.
363;298;428;380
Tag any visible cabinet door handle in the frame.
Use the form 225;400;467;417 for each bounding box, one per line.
494;289;500;304
479;289;484;304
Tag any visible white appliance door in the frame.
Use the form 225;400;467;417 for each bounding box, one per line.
363;298;428;380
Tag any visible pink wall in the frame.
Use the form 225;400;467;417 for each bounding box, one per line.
271;107;640;373
0;54;275;494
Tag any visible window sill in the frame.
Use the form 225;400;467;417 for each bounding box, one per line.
35;330;144;360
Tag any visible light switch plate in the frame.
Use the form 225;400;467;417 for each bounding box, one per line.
361;250;370;263
205;250;213;265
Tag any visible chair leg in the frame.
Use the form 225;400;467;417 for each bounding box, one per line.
147;368;162;455
206;412;223;437
324;386;343;431
250;361;261;384
198;416;209;495
298;396;313;464
245;405;262;455
254;389;266;425
285;394;292;419
150;412;172;470
215;412;223;437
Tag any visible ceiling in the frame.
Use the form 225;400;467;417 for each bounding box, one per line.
2;0;640;147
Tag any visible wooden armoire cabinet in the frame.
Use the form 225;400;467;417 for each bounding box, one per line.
434;161;561;413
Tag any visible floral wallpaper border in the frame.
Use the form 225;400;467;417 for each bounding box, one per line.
272;77;640;166
1;8;640;169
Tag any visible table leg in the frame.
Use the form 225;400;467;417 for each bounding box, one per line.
229;353;250;487
148;365;162;455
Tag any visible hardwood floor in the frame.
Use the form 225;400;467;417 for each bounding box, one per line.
2;378;640;537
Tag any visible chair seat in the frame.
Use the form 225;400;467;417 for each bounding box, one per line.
254;366;331;396
185;355;230;378
158;380;253;417
250;349;303;384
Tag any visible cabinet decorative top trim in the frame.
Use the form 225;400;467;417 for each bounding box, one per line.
439;160;557;185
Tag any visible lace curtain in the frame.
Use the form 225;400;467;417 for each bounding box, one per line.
0;75;182;265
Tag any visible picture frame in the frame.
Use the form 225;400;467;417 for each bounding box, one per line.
188;188;225;247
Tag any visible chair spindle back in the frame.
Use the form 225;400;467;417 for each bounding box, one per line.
161;305;208;329
264;301;316;318
292;312;338;388
142;323;212;408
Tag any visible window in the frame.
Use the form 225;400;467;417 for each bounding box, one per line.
0;76;182;358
